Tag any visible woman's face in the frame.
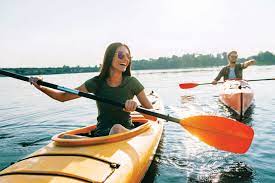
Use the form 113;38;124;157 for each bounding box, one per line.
111;46;131;72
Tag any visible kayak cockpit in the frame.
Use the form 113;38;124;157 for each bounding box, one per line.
52;90;162;147
52;115;157;146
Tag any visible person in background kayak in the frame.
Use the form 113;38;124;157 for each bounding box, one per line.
29;42;153;136
212;51;256;84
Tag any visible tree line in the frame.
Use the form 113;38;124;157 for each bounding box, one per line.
1;51;275;76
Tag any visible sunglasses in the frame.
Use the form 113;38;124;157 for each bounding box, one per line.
116;51;132;60
230;55;238;58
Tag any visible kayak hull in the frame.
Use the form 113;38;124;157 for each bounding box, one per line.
219;80;254;115
0;91;164;183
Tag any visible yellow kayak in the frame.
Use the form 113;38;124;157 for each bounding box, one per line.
0;91;164;183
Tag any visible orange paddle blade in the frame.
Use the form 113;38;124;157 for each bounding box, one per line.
179;83;198;89
180;115;254;154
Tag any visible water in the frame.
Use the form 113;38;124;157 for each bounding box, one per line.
1;66;275;182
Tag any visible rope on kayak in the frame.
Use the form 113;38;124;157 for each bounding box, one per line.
0;153;120;173
0;153;121;182
17;153;120;169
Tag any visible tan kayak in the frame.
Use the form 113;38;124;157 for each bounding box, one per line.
219;80;254;115
0;91;164;183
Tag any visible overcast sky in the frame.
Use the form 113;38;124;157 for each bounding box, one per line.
1;0;274;67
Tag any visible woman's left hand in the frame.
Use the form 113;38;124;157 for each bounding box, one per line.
124;100;138;112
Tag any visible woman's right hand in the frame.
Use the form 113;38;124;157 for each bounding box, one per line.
29;77;43;90
124;99;138;112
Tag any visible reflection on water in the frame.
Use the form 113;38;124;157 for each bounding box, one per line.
181;95;196;103
218;101;255;125
17;137;51;147
187;161;254;183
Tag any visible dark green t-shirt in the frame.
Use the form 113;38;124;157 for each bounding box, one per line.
84;76;144;136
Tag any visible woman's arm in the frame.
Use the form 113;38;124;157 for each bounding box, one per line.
136;90;153;109
124;90;152;111
136;90;157;120
124;90;156;121
29;77;88;102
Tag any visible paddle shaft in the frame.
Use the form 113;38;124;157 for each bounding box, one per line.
0;70;180;123
200;78;274;85
246;78;275;81
180;78;275;89
199;81;223;85
205;78;274;85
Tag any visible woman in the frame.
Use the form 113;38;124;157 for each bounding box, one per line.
29;42;153;136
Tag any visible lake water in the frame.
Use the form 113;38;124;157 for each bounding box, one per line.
1;66;275;182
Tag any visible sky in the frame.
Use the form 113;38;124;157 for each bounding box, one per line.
0;0;275;68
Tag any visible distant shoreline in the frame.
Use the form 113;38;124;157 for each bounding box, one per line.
1;51;274;76
1;64;274;77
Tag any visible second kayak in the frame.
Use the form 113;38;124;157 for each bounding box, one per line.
219;80;254;115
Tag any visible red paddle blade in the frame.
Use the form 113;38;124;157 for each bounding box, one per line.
180;115;254;154
179;83;198;89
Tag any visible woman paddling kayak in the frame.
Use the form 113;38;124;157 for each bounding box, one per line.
29;42;153;136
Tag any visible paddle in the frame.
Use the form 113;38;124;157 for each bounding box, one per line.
0;69;254;154
179;78;275;89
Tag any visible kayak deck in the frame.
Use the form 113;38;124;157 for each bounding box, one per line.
0;91;164;183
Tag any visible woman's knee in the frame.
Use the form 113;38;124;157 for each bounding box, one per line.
109;124;128;135
112;124;123;131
